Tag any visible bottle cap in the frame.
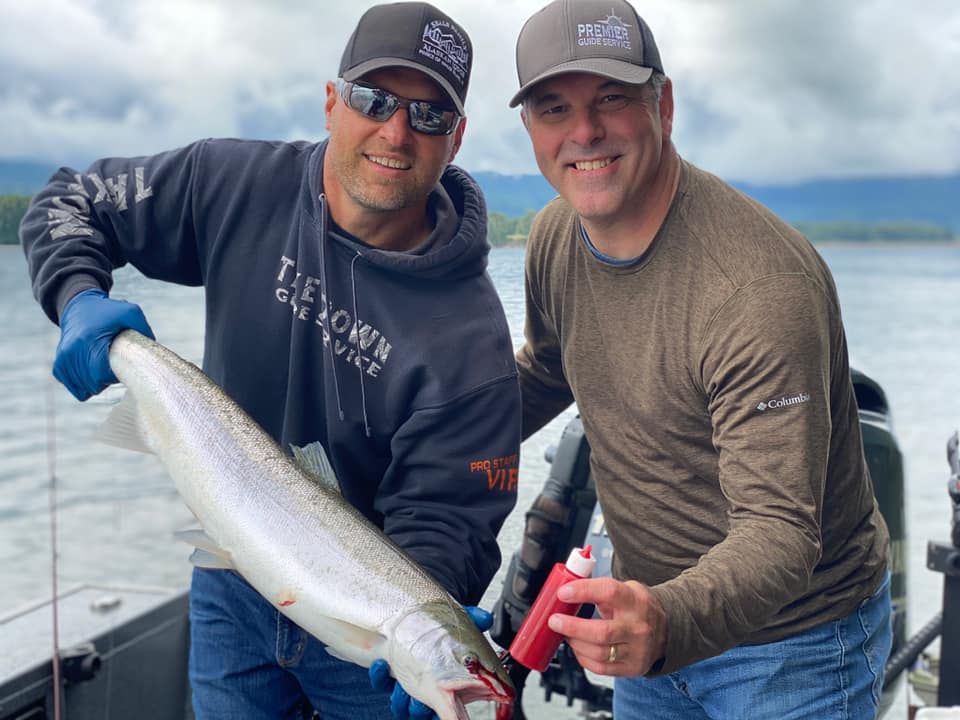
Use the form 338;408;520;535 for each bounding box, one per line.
565;545;596;578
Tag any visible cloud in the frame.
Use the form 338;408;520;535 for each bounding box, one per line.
662;0;960;181
0;0;957;183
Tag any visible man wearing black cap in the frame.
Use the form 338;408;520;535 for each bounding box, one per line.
510;1;892;718
20;3;519;719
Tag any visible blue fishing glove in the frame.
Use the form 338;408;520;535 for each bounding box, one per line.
369;606;493;720
53;288;155;401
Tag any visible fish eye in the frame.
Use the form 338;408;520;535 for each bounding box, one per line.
462;652;479;670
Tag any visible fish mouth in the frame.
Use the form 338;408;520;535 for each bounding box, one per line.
440;672;515;719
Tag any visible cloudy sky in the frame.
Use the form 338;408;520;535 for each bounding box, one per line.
1;0;958;183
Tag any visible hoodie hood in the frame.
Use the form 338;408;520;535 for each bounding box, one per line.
305;140;489;281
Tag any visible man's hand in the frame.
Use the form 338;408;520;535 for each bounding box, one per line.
368;606;493;719
546;577;667;677
54;288;155;401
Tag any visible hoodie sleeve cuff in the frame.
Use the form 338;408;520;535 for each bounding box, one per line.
54;275;105;324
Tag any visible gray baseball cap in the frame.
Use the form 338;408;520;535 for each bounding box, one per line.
510;0;663;107
339;2;473;115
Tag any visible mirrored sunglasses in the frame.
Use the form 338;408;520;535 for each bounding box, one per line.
336;79;461;136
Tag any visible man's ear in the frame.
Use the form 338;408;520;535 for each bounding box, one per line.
658;77;675;141
324;81;338;132
448;116;467;163
520;107;529;131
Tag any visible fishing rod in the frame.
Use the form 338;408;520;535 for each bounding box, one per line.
46;365;62;720
948;430;960;547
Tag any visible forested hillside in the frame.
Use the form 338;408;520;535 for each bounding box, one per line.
2;159;957;247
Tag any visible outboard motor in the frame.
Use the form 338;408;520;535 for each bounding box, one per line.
491;368;908;719
490;416;613;719
851;369;908;658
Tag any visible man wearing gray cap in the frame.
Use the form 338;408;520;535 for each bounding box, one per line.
20;3;519;719
510;0;892;717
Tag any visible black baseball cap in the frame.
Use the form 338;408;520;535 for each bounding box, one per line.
339;2;473;115
510;0;664;107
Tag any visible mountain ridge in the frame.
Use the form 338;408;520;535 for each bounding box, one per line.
2;160;957;231
472;170;960;232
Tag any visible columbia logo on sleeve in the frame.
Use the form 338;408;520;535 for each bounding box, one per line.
757;392;811;412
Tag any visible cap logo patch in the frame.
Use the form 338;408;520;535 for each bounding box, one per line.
577;11;633;49
420;20;470;83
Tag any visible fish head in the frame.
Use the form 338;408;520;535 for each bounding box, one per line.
390;601;515;720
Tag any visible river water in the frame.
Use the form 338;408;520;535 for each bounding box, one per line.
1;242;958;717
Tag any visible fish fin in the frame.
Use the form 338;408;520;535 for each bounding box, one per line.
315;618;388;665
188;548;236;570
174;528;222;553
323;646;355;664
175;529;236;569
291;441;342;494
94;391;154;454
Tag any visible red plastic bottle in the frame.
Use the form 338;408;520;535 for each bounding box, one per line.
508;545;597;671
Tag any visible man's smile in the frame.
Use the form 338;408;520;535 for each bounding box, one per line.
366;154;412;170
572;157;615;171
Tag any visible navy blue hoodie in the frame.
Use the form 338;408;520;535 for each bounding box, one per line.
21;138;521;604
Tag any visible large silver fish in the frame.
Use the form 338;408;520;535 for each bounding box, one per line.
96;329;514;719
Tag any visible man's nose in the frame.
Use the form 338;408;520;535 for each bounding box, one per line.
569;107;605;146
377;107;415;145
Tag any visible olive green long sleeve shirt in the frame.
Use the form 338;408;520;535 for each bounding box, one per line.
517;160;889;674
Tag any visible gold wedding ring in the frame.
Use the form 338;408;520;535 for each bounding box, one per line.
608;643;618;663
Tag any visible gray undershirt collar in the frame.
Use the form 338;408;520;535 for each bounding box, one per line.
579;223;641;265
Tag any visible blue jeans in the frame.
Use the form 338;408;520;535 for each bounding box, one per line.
614;572;892;720
189;568;392;720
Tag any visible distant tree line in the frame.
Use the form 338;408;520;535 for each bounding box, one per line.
0;195;30;246
491;214;957;247
0;197;544;247
793;221;955;244
0;194;956;247
488;209;537;247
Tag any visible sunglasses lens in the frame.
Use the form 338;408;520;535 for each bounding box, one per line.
347;85;398;122
408;102;458;136
339;80;459;136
